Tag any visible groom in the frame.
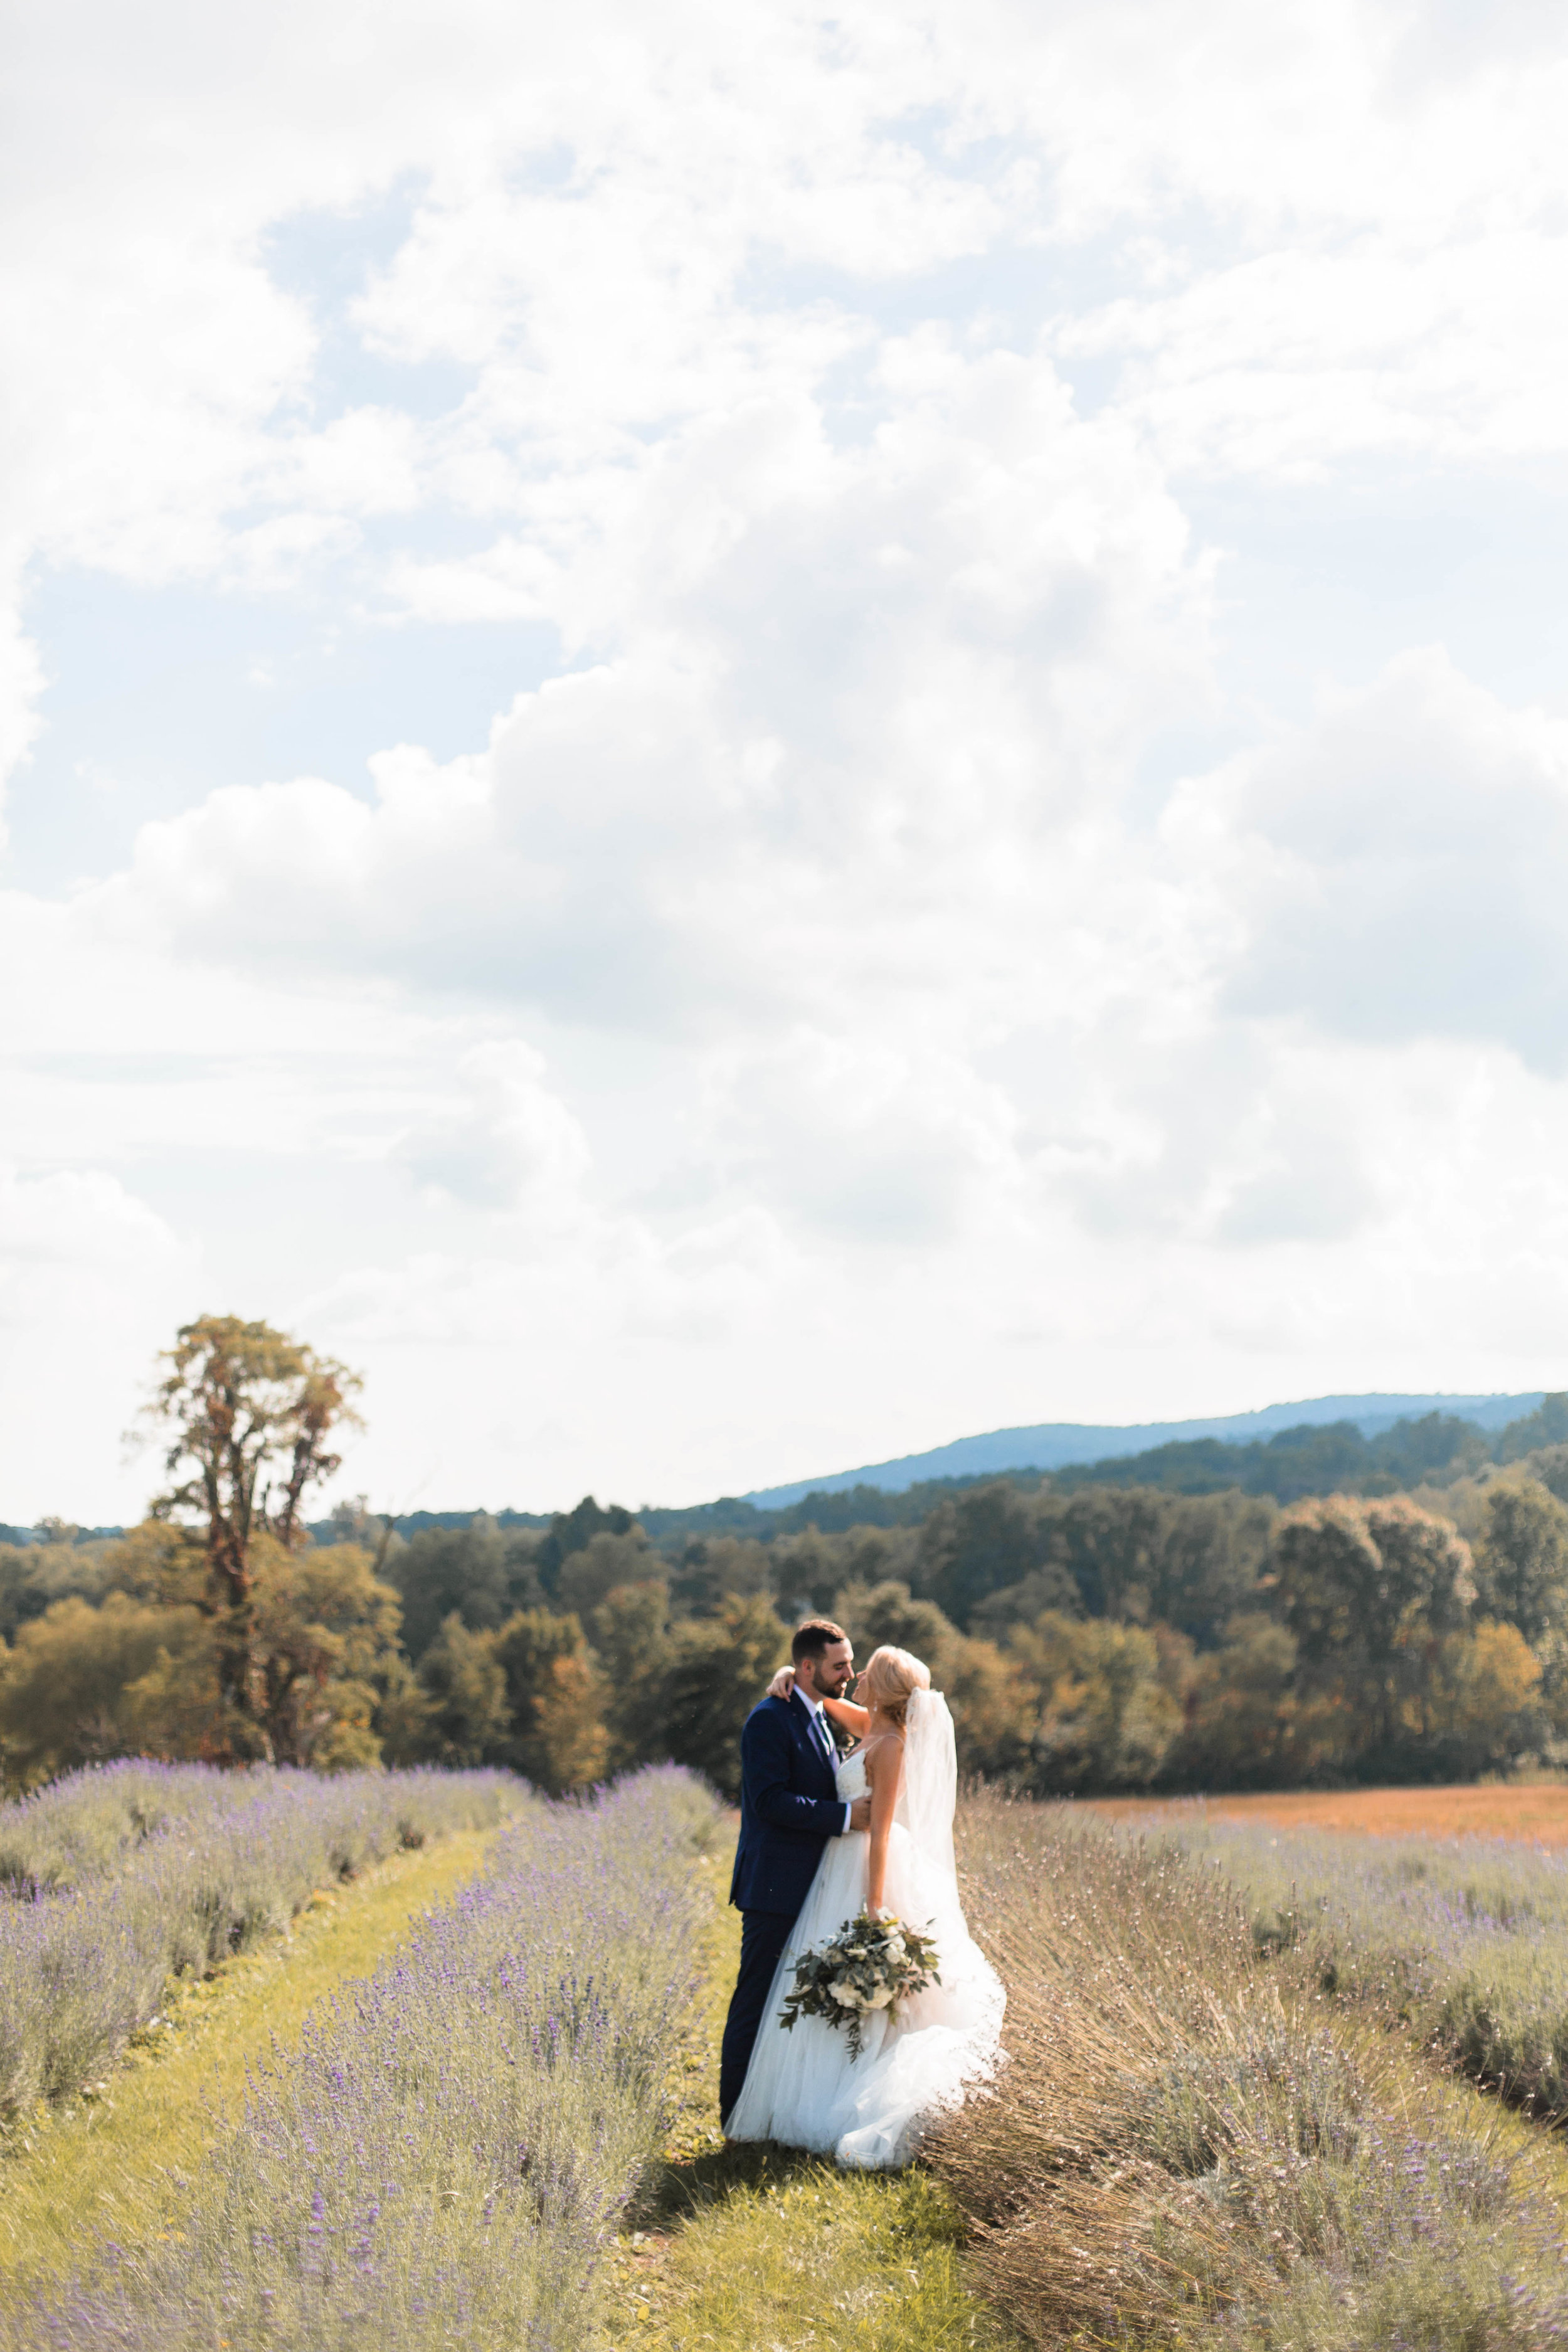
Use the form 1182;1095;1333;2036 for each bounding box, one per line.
719;1616;873;2131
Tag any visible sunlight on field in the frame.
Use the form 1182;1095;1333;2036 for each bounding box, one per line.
615;2158;1013;2352
0;1822;500;2287
1087;1781;1568;1842
608;1841;1017;2352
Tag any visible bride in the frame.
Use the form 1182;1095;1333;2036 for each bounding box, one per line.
724;1644;1004;2169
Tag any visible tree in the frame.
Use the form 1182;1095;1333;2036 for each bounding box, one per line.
770;1528;856;1617
971;1569;1082;1641
1141;1494;1274;1647
1267;1495;1476;1761
534;1496;640;1598
832;1579;957;1677
410;1613;511;1767
669;1535;774;1617
493;1608;609;1792
590;1581;675;1771
917;1484;1068;1628
1495;1393;1568;1464
102;1518;209;1609
557;1528;660;1620
387;1516;545;1661
1473;1478;1568;1643
942;1634;1038;1779
657;1593;788;1797
1420;1622;1542;1779
141;1315;362;1745
1047;1490;1171;1622
0;1535;116;1645
1174;1614;1303;1791
94;1522;401;1771
248;1539;403;1769
1009;1613;1183;1794
0;1594;219;1789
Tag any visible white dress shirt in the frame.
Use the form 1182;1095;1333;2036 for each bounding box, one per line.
797;1687;853;1834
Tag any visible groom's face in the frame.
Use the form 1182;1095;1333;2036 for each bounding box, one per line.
800;1638;854;1700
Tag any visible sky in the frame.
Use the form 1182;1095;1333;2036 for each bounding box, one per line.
5;0;1568;1526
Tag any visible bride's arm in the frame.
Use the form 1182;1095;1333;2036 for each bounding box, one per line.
763;1666;870;1736
864;1737;905;1915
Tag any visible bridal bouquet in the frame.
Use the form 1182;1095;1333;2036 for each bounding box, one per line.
780;1909;941;2060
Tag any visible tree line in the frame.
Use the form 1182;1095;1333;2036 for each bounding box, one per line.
4;1316;1568;1798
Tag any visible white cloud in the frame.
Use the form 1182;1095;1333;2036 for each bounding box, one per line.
707;1030;1019;1246
0;1167;193;1523
8;0;1568;1519
1173;649;1568;1067
396;1041;594;1216
85;343;1206;1044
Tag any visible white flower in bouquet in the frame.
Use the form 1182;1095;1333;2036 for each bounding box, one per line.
780;1907;943;2060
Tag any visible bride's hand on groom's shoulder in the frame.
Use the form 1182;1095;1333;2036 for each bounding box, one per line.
767;1666;795;1700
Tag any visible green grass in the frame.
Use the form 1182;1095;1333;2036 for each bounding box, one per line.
608;1870;1019;2352
610;2154;1015;2352
0;1821;501;2286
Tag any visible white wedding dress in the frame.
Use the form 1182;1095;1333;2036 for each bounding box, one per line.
726;1690;1005;2168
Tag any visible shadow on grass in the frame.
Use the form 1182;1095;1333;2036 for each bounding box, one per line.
638;2139;861;2226
636;2135;969;2256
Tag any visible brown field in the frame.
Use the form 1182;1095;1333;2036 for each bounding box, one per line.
1084;1781;1568;1843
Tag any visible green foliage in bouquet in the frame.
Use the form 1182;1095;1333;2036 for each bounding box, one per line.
780;1907;941;2060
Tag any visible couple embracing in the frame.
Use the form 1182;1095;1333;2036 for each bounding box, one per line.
719;1618;1004;2169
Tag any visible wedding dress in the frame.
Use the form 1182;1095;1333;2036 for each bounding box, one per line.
725;1690;1005;2168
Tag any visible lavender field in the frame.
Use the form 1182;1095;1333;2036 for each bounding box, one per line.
931;1794;1568;2351
14;1769;1568;2352
1138;1809;1568;2116
0;1759;510;2116
2;1766;721;2352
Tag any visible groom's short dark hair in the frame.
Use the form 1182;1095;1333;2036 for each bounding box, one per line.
792;1617;848;1665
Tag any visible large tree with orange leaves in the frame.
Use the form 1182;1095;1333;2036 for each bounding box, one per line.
141;1315;363;1748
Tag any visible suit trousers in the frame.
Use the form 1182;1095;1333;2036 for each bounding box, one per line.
719;1907;794;2127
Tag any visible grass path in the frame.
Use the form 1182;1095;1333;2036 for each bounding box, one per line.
0;1821;501;2289
621;1825;1568;2352
605;1864;1019;2352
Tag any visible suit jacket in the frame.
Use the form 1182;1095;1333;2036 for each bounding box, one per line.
729;1690;847;1916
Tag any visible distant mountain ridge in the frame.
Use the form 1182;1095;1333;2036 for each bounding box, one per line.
742;1392;1547;1508
8;1390;1553;1546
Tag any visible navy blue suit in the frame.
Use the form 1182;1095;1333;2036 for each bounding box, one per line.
719;1691;847;2126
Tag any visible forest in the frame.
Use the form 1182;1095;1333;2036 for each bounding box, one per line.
4;1319;1568;1799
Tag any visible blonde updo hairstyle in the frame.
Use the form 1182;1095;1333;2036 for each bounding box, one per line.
859;1645;930;1732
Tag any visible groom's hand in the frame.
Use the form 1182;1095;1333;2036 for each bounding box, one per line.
847;1795;872;1830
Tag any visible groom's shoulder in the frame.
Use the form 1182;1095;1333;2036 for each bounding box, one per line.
744;1692;793;1734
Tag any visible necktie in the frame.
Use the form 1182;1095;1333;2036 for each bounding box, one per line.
813;1710;834;1767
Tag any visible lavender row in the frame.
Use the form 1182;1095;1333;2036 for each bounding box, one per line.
1144;1809;1568;2111
6;1767;722;2352
0;1762;512;2116
935;1793;1568;2349
0;1758;512;1897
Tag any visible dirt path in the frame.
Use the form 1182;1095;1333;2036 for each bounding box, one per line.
1088;1781;1568;1842
0;1823;501;2289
